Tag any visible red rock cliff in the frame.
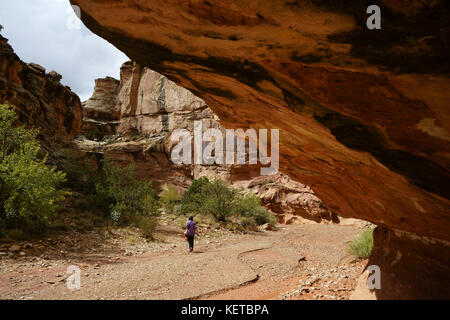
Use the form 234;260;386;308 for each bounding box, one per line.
71;0;450;298
0;34;82;140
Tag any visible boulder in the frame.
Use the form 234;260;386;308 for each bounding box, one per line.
48;70;62;82
258;223;273;231
28;62;46;74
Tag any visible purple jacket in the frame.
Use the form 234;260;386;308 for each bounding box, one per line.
185;220;197;236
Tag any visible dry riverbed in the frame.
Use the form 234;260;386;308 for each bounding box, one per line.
0;220;367;300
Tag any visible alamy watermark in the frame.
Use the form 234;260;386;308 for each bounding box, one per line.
366;5;381;30
170;121;279;176
366;265;381;290
66;265;81;290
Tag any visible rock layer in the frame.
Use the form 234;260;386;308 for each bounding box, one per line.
79;62;333;223
0;34;82;140
71;0;450;298
70;0;449;241
81;77;120;136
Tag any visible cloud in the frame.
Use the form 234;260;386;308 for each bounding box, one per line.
0;0;129;101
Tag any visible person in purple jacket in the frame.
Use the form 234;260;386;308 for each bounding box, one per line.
185;216;197;252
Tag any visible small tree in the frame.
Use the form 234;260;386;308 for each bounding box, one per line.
233;193;276;225
181;177;210;214
160;183;179;214
95;157;159;224
200;179;237;222
0;104;70;235
180;178;276;226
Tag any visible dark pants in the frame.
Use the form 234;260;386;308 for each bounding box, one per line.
187;235;195;251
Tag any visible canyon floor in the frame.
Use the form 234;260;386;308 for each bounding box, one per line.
0;220;367;300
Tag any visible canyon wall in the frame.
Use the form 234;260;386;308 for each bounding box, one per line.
71;0;450;298
80;61;335;224
0;34;82;142
81;76;120;136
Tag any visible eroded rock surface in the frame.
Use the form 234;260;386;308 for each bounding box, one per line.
79;62;332;224
71;0;450;298
71;0;449;240
0;34;82;140
81;77;120;136
244;173;337;224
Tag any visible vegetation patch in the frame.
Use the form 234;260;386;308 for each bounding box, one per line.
0;104;70;237
180;177;276;230
348;228;374;259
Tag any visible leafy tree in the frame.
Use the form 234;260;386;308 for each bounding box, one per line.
200;179;237;222
95;157;159;223
160;183;179;214
180;177;210;214
233;193;276;225
0;104;70;235
181;178;276;226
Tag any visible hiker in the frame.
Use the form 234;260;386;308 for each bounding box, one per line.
185;216;197;253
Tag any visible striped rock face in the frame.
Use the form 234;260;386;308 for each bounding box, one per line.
71;0;450;298
0;34;82;140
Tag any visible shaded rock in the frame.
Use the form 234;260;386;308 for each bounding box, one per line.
0;35;82;140
244;173;334;223
351;226;450;300
28;63;45;74
72;0;450;239
80;76;121;136
258;223;273;231
47;71;62;82
72;0;450;298
79;63;331;221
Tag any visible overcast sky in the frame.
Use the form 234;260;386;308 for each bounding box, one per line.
0;0;129;101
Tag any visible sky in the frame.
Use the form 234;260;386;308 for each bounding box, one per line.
0;0;129;101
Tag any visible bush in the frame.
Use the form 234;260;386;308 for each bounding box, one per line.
181;178;275;227
233;193;276;225
199;179;237;222
132;215;157;239
84;127;103;141
59;149;98;193
240;217;258;232
0;104;70;236
180;177;210;214
160;183;180;214
95;157;159;224
348;228;374;259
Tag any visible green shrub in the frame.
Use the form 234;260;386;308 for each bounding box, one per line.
160;183;180;214
180;178;275;227
199;179;237;222
129;130;140;141
0;104;70;236
59;149;98;193
180;177;210;214
132;215;157;239
95;157;159;224
85;127;103;141
240;217;258;232
233;193;276;225
348;228;374;259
